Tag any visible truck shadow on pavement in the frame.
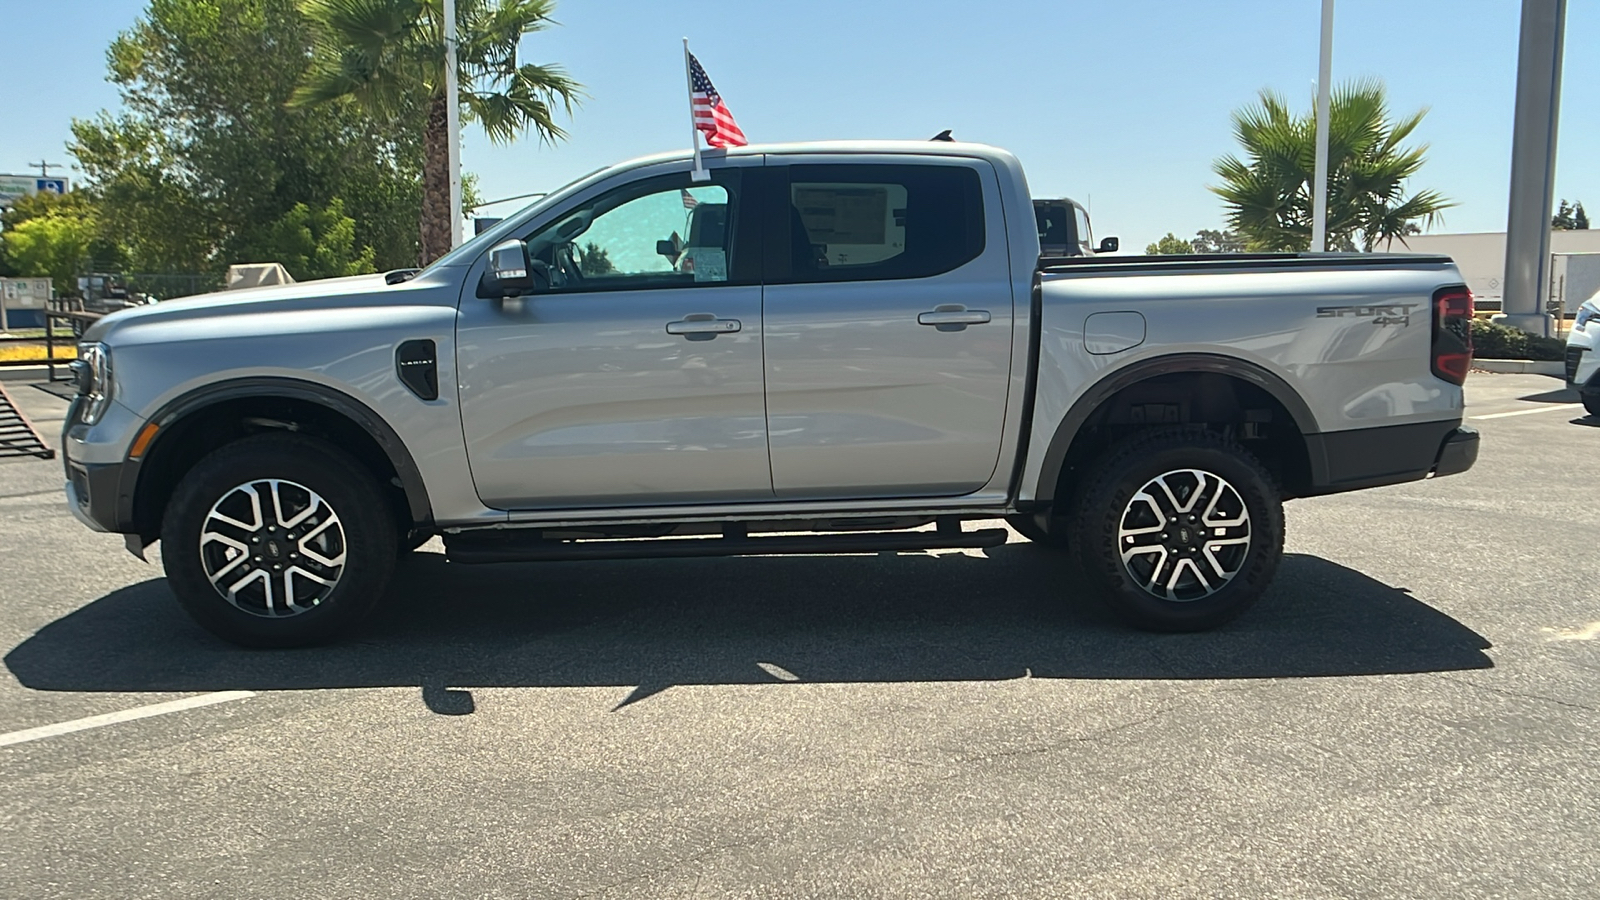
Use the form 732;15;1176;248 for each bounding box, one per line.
5;548;1492;706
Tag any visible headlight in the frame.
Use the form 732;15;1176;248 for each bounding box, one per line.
72;342;112;425
1578;305;1600;330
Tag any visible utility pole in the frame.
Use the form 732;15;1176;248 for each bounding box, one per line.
29;160;63;179
1310;0;1335;253
1499;0;1566;337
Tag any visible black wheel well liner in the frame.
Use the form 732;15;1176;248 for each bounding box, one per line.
1032;354;1321;507
123;378;433;537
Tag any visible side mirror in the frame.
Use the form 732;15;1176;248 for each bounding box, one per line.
1097;236;1120;253
479;239;549;298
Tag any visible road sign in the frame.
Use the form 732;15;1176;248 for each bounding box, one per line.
0;174;69;205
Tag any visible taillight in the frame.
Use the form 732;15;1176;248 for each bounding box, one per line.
1432;287;1473;385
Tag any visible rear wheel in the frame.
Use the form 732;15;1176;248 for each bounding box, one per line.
1584;394;1600;419
160;433;398;647
1068;428;1283;631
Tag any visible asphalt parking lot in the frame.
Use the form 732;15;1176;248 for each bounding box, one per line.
1;371;1597;898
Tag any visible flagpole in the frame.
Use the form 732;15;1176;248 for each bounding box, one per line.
683;38;710;182
1310;0;1334;253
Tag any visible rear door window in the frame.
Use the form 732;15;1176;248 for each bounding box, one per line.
774;164;985;283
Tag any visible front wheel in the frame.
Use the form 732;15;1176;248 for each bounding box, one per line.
1584;394;1600;419
1067;429;1284;632
160;433;398;647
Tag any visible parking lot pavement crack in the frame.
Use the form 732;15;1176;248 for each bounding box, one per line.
1430;673;1599;713
0;489;60;501
950;683;1269;766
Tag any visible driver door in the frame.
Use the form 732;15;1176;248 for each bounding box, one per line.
456;164;773;510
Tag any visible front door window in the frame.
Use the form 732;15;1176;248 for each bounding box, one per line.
524;179;740;292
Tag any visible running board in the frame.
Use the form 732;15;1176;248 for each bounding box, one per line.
444;523;1009;564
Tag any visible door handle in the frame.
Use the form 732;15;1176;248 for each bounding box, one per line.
918;305;992;329
666;313;741;338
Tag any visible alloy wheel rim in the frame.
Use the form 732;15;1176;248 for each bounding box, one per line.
199;479;346;618
1116;468;1251;602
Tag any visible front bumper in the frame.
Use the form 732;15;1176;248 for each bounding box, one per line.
63;456;130;534
1568;323;1599;391
61;395;143;535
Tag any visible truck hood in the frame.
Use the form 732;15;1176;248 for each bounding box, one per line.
83;272;429;343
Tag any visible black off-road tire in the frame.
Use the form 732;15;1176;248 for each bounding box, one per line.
1584;394;1600;419
1067;428;1284;632
160;433;399;648
1006;513;1070;550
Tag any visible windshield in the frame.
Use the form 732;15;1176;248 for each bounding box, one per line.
420;166;608;271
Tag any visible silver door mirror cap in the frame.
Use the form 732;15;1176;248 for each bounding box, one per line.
483;239;545;297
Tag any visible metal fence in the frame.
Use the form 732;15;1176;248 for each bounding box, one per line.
116;273;224;301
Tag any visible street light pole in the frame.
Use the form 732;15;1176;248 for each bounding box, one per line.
1310;0;1335;254
1499;0;1566;337
443;0;463;250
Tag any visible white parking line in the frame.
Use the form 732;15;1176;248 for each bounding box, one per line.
1469;403;1585;420
0;691;255;749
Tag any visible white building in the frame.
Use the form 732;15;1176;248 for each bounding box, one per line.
1383;230;1600;313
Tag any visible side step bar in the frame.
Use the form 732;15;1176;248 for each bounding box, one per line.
445;522;1009;565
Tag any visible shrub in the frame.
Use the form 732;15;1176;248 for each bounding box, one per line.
1470;319;1566;361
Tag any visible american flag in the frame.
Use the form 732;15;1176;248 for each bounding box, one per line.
681;188;699;210
688;51;747;148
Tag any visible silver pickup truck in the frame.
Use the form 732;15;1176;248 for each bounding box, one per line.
61;140;1479;647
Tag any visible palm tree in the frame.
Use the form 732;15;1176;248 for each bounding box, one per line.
291;0;580;264
1211;80;1452;252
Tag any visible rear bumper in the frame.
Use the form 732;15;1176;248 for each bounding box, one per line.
1304;419;1477;496
1431;426;1479;479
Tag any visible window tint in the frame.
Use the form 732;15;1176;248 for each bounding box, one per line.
780;164;984;283
1074;206;1093;254
522;172;743;292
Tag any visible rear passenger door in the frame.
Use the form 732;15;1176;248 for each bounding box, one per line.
760;158;1015;500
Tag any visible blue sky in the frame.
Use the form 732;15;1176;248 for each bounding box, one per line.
1;0;1594;252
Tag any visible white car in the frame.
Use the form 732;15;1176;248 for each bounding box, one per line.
1567;295;1600;417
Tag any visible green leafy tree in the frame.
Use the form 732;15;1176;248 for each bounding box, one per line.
1145;233;1195;255
1192;227;1246;254
1553;200;1589;230
71;0;425;276
292;0;582;264
1;207;97;295
1211;80;1452;252
257;199;377;278
577;241;614;276
0;191;122;291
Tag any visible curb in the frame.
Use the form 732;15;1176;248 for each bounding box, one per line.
1472;359;1565;376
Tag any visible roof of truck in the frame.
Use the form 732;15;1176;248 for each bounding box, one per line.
608;140;1021;170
